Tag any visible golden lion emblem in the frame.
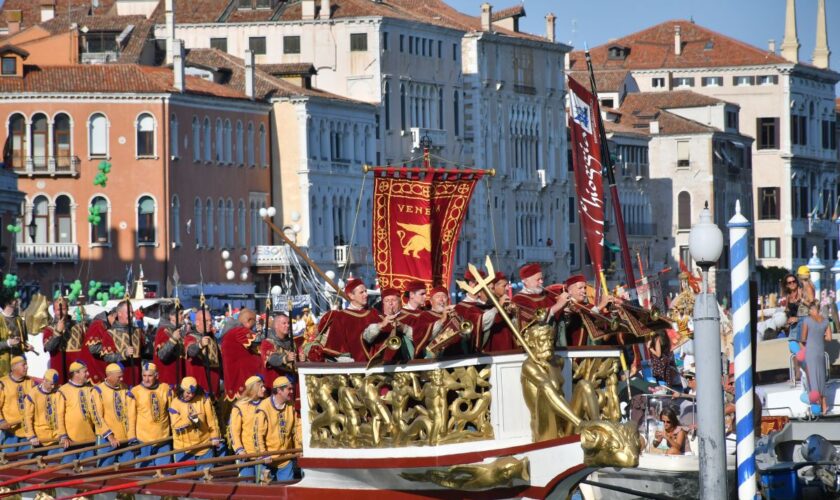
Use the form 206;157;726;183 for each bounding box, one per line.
396;222;431;258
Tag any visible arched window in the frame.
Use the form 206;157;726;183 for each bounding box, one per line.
677;192;691;230
383;81;390;129
247;122;255;166
238;200;246;248
236;121;244;165
171;195;181;246
90;196;109;244
54;113;71;169
194;197;203;248
259;124;266;167
54;195;72;243
215;118;223;163
249;200;256;246
453;90;459;136
8;113;26;169
170;114;179;158
217;199;226;248
136;113;155;157
192;117;200;162
205;198;214;248
31;113;48;170
89;113;108;157
137;196;156;244
226;199;234;248
224;120;232;163
29;195;48;243
438;87;443;129
203;117;211;162
400;84;406;130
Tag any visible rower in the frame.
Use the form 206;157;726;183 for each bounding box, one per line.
255;375;300;482
130;362;173;467
57;361;100;464
170;376;223;474
23;369;64;454
228;375;265;479
0;356;34;452
92;362;135;466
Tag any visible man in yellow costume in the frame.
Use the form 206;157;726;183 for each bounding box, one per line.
170;376;222;474
0;288;29;377
255;375;300;482
57;361;101;463
93;363;136;466
128;361;172;467
24;368;65;455
0;356;35;451
228;375;265;478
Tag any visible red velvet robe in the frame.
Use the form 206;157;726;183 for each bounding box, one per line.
79;319;109;384
259;337;294;388
398;308;438;358
485;312;517;353
152;326;184;387
323;308;380;362
183;333;221;397
41;322;85;384
220;326;262;400
453;300;487;355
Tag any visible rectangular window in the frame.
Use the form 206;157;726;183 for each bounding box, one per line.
350;33;367;52
757;75;778;85
756;117;779;149
701;76;723;87
651;77;666;88
382;32;388;51
679;246;692;270
673;77;694;87
408;36;414;54
437;40;442;58
733;75;755;86
758;238;780;259
800;238;808;260
759;187;780;220
399;34;404;52
210;38;227;53
249;36;266;55
283;35;300;54
677;141;690;167
452;43;458;61
568;197;576;223
726;110;738;130
791;114;808;146
569;242;576;267
793;237;799;259
1;57;16;75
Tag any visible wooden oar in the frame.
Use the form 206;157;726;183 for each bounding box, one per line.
0;439;105;471
0;442;67;463
6;449;300;497
57;458;270;499
0;435;27;450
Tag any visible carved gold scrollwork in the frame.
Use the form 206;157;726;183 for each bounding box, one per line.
307;367;494;448
400;456;530;490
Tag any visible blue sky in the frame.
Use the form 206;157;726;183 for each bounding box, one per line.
449;0;839;79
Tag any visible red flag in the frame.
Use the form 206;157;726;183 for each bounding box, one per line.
430;172;482;288
568;77;606;278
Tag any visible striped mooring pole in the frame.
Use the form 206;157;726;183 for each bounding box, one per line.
728;200;757;500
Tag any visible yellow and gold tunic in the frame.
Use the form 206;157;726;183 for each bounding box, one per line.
255;397;300;468
168;393;219;456
57;381;100;443
0;314;27;377
128;383;171;443
0;375;35;438
93;381;135;441
228;399;261;454
23;385;65;445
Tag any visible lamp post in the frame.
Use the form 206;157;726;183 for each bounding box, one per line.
27;216;37;243
688;201;727;499
807;246;825;299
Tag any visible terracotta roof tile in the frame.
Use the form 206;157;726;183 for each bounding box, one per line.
39;12;147;35
258;62;316;75
567;70;629;93
0;0;116;33
612;91;721;136
568;19;788;71
491;5;525;22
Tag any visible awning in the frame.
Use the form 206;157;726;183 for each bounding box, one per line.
606;241;621;252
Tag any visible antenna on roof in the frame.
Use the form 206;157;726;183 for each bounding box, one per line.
690;15;695;23
569;18;577;46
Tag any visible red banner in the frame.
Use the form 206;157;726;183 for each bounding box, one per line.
568;77;606;277
372;169;482;291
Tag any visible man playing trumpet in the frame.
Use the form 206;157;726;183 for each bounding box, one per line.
362;287;412;363
512;264;569;345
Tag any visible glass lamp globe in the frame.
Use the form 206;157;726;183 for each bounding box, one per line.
688;202;723;268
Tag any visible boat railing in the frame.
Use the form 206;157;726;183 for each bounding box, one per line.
788;351;831;388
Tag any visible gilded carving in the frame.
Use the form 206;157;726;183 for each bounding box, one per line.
400;456;530;490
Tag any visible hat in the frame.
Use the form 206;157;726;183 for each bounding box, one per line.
10;356;25;367
682;369;695;379
796;265;810;278
142;361;157;373
344;278;365;296
43;369;59;385
105;363;124;375
273;376;291;389
180;376;198;392
491;272;507;284
430;286;449;298
380;287;401;299
244;375;264;388
564;274;586;287
519;263;542;280
545;283;565;295
464;268;486;282
69;361;87;373
405;280;427;293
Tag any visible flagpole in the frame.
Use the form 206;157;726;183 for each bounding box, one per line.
584;48;638;301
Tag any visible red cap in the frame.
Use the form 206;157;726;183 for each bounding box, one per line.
564;274;586;287
464;268;487;282
430;286;449;298
545;283;565;295
343;278;365;296
519;263;542;280
380;287;401;299
405;280;427;293
491;271;507;284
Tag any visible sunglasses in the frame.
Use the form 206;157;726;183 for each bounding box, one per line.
661;418;674;424
786;280;797;284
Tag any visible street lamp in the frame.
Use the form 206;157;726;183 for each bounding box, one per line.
687;201;726;499
27;216;37;243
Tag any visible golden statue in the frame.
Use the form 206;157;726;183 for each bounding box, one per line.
400;456;530;490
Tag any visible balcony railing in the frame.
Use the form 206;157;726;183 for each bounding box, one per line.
335;245;369;267
16;243;79;263
11;156;80;177
253;245;292;267
626;222;657;236
516;246;555;263
409;127;447;150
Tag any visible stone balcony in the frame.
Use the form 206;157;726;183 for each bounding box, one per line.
16;243;79;263
334;245;369;267
516;246;555;263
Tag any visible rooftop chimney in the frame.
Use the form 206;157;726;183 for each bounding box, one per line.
173;39;184;93
245;49;255;101
781;0;800;63
40;0;55;22
320;0;330;20
302;0;315;20
480;3;492;32
768;39;776;53
165;0;176;65
5;10;21;35
674;25;682;56
545;13;556;43
812;0;830;68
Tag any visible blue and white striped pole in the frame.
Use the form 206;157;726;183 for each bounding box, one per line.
832;250;840;317
728;200;756;500
808;246;825;299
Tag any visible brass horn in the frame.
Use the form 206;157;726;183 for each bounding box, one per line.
385;334;403;351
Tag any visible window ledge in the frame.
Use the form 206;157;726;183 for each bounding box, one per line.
90;243;112;248
88;155;110;161
136;155;158;160
137;242;158;247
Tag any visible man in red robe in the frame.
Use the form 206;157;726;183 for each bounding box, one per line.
512;263;567;338
42;297;85;384
220;308;262;400
321;279;382;362
151;302;184;386
484;272;517;352
260;313;296;388
453;270;498;355
398;281;440;358
82;301;143;385
183;308;221;397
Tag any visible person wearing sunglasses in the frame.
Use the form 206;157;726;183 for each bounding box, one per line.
781;268;815;380
653;406;686;455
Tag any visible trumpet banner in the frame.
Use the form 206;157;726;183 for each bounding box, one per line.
373;169;483;291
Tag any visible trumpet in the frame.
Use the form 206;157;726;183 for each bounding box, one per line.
426;315;473;355
568;300;621;332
